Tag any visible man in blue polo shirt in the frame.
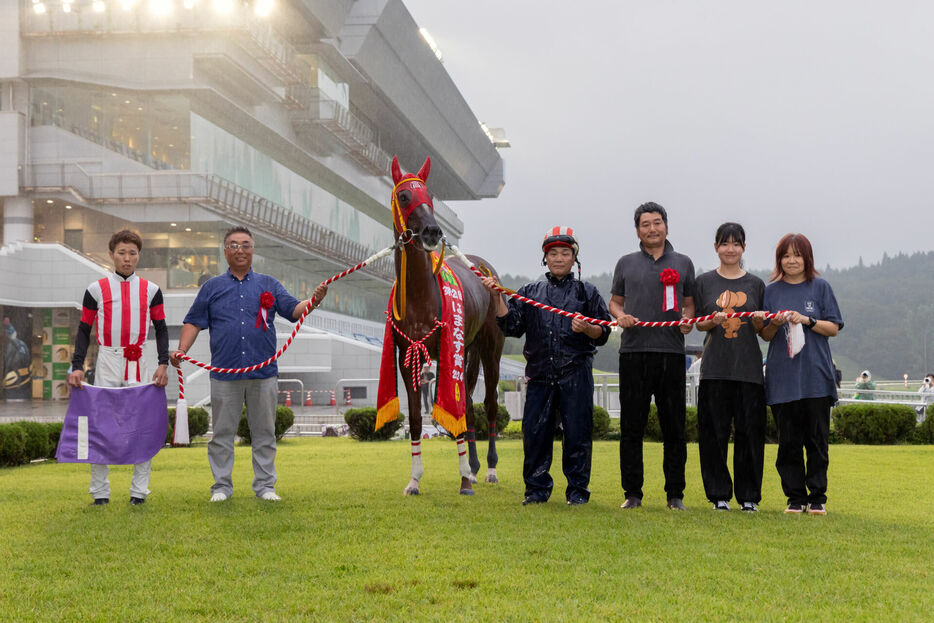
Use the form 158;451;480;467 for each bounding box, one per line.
171;226;327;502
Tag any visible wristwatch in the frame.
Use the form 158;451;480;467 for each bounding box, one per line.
807;316;817;329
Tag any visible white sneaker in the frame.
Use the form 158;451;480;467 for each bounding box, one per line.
260;491;281;501
210;492;229;502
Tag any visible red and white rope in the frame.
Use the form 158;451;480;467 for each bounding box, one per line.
387;314;444;388
444;242;790;329
175;244;397;396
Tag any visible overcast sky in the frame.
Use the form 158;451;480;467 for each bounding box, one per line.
403;0;934;277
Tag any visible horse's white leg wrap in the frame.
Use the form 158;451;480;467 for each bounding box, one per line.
485;467;498;483
410;440;424;481
403;441;423;494
456;438;471;479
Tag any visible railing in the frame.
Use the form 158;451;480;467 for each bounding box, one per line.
836;387;928;408
20;162;395;283
240;19;309;86
288;85;391;175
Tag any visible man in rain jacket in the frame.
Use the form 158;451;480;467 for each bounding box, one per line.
481;227;610;505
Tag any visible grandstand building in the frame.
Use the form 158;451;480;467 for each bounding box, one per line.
0;0;509;406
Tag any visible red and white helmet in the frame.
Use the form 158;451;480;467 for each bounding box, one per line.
542;226;579;256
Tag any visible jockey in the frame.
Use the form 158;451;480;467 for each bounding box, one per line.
66;230;170;506
481;226;611;505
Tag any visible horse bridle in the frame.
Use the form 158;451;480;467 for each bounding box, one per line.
391;176;447;321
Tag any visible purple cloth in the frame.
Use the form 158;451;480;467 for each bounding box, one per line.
56;383;168;465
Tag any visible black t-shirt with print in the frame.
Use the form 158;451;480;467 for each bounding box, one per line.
694;270;765;384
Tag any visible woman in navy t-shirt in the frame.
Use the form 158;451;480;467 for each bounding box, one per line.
760;233;843;516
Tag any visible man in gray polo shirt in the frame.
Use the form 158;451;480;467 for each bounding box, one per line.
609;202;695;510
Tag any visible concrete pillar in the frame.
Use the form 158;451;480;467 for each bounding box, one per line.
3;197;33;244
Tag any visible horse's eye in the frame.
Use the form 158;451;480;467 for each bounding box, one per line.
397;190;411;205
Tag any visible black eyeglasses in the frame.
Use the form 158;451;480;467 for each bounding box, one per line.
225;243;254;251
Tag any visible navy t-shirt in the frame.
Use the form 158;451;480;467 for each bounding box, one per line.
763;278;843;405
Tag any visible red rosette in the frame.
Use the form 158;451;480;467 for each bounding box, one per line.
256;291;275;331
659;268;680;286
123;344;143;361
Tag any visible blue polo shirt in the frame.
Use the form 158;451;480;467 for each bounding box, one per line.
184;269;300;381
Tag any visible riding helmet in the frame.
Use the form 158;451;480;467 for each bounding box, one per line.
542;226;579;256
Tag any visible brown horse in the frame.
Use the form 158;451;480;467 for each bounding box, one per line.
388;156;504;495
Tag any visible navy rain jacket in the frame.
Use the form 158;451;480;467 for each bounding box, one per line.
497;272;611;380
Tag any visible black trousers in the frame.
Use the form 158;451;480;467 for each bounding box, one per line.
522;366;594;502
697;380;766;504
618;352;686;500
772;397;834;505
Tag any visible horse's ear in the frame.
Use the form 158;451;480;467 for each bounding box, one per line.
391;156;403;185
417;157;431;182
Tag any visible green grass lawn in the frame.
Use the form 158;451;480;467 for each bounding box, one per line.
1;439;931;622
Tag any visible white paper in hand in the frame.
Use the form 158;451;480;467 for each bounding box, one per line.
786;322;806;358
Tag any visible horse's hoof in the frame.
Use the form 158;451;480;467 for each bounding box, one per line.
485;474;499;484
459;488;475;496
403;488;419;496
468;473;478;484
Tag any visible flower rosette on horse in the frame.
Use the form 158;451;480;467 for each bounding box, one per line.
255;291;275;331
660;268;680;312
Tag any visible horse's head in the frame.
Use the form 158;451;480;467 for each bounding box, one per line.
391;156;443;251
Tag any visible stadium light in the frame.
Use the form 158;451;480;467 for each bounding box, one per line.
33;2;47;14
121;0;137;11
62;0;73;13
92;0;106;12
253;0;274;17
212;0;234;14
149;0;174;16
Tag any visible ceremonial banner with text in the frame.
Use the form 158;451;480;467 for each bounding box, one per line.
56;383;168;465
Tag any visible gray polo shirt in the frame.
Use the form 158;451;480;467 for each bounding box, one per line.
611;240;696;354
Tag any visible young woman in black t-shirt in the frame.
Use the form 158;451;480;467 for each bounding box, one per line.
693;223;767;512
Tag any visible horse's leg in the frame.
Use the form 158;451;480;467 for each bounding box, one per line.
482;361;501;483
463;347;482;482
402;362;423;496
481;331;504;483
457;435;474;495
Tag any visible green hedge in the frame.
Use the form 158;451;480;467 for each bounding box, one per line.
18;421;51;461
0;424;28;466
470;403;510;440
238;406;294;444
915;405;934;443
0;421;62;467
644;405;699;443
832;403;917;444
166;406;210;445
47;422;63;456
593;406;611;439
344;407;404;441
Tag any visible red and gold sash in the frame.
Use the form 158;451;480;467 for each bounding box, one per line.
376;258;467;435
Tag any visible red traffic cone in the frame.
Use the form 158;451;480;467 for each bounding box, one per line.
304;390;312;407
285;390;292;407
329;389;336;406
344;389;352;406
